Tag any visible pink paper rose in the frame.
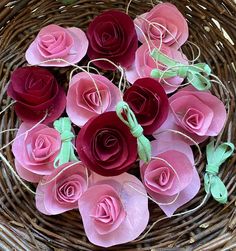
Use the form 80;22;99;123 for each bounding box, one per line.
26;24;88;67
134;3;188;49
12;123;61;182
36;162;87;215
125;40;188;93
79;172;149;247
66;72;122;127
140;134;200;217
154;86;227;144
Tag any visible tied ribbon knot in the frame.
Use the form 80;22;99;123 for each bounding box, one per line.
150;48;212;91
204;141;234;204
53;117;78;168
116;101;151;163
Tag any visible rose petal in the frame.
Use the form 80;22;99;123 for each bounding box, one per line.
79;172;149;247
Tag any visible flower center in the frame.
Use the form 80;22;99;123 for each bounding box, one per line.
183;108;204;130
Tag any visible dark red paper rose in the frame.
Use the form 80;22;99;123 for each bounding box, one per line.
87;10;138;70
123;78;169;135
76;111;137;176
7;66;66;124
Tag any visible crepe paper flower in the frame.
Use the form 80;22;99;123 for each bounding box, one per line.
87;10;138;70
140;133;200;217
79;172;149;247
151;49;212;91
66;72;122;127
204;141;234;204
25;24;88;67
53;117;78;168
116;101;151;163
7;66;66;124
134;2;188;49
12;123;61;183
153;86;227;144
123;77;169;135
125;40;188;93
76;111;137;176
36;162;87;215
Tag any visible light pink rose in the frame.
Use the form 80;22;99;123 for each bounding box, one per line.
66;72;122;127
125;40;188;93
134;3;188;49
140;134;200;217
12;123;61;183
36;162;87;215
78;172;149;247
26;24;88;67
153;86;227;144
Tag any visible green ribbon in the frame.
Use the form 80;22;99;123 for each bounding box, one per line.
150;48;212;91
53;117;78;168
116;101;151;163
204;141;234;204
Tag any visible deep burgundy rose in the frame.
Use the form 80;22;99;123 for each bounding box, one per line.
76;111;137;176
7;66;66;124
123;78;169;135
87;10;138;70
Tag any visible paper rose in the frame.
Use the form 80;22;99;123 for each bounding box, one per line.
12;123;61;183
140;134;200;217
154;86;227;144
36;162;87;215
76;111;137;176
123;77;169;134
87;10;138;70
79;172;149;247
66;72;122;127
125;40;188;93
134;3;188;49
25;24;88;67
7;66;66;124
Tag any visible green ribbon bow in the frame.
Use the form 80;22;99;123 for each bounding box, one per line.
116;101;151;163
150;48;212;91
53;117;78;168
204;141;234;204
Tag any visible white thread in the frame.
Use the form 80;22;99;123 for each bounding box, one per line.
0;152;36;195
0;101;16;115
0;111;48;151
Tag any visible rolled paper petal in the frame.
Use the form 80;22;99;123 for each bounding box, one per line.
78;172;149;247
140;133;200;216
36;162;87;215
134;3;188;49
26;24;88;67
204;141;234;204
116;101;151;163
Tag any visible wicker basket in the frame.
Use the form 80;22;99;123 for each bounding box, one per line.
0;0;236;250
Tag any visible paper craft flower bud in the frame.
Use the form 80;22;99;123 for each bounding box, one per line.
140;134;200;217
25;24;88;66
36;162;87;215
78;172;149;247
12;123;61;183
66;72;122;127
134;3;188;49
125;40;188;93
87;10;138;70
123;77;169;134
7;66;66;124
76;111;137;176
154;86;227;144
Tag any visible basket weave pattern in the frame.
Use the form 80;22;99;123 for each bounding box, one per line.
0;0;236;250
